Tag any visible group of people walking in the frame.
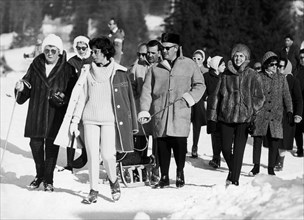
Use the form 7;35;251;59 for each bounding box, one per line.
15;22;304;204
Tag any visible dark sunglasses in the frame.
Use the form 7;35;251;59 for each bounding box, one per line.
193;57;202;61
44;49;57;55
76;46;87;51
162;45;176;51
268;62;278;67
137;52;147;57
278;65;285;68
91;49;101;55
254;67;261;70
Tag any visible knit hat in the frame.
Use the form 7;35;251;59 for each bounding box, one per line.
262;51;278;66
161;33;180;45
231;44;250;60
193;49;206;62
208;56;224;70
42;34;63;54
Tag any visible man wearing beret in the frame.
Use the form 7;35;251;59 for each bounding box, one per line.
138;33;205;188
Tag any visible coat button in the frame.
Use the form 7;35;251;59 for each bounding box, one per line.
115;88;118;92
117;105;120;108
119;121;123;125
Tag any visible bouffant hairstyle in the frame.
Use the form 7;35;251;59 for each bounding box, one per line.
89;36;115;60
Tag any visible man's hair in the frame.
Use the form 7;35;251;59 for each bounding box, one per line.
279;57;288;69
147;40;162;51
285;34;294;41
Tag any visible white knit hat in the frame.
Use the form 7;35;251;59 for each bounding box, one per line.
193;49;206;62
42;34;63;54
208;56;224;70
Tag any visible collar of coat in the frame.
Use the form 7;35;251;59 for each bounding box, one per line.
31;51;67;87
227;60;250;74
159;46;185;71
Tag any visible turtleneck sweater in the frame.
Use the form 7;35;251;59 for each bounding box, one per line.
72;61;115;125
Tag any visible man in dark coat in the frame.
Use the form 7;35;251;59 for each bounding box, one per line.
279;35;300;74
294;49;304;157
15;34;77;191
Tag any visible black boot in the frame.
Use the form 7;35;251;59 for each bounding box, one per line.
28;177;43;189
268;167;276;175
109;178;121;201
82;189;98;204
191;146;198;158
43;182;54;192
274;156;285;171
248;164;260;176
209;158;221;169
153;175;169;189
176;171;185;188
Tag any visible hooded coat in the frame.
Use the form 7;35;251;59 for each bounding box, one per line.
16;52;77;139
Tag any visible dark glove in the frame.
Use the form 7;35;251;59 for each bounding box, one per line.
49;91;66;107
287;112;294;126
247;121;256;135
207;120;217;134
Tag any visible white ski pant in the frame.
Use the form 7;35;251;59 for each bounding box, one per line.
84;124;116;190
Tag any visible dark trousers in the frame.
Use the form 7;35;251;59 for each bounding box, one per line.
252;127;280;168
157;136;187;177
211;125;222;159
29;138;60;184
220;122;248;183
295;123;303;154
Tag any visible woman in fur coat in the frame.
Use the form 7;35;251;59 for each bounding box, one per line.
15;34;77;192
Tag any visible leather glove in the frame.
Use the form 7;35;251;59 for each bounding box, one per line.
49;91;66;107
287;112;294;126
247;121;256;135
69;122;80;137
207;120;217;134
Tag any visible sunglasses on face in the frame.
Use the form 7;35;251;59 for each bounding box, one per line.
268;62;278;67
162;45;176;51
193;57;202;61
91;49;101;55
44;49;57;55
137;52;147;57
278;65;285;68
76;46;87;51
254;67;261;71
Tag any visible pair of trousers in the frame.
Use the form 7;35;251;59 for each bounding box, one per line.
252;127;280;168
211;128;222;160
156;136;187;177
84;124;116;190
29;138;60;184
220;122;248;183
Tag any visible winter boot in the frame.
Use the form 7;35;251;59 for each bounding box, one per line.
176;171;185;188
209;158;221;169
82;189;98;204
44;182;54;192
248;164;260;176
109;178;121;201
274;156;285;171
268;167;276;175
153;175;169;189
28;177;43;189
191;146;198;158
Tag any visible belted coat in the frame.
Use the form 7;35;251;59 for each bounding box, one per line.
54;62;138;152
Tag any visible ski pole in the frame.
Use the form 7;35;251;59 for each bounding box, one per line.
0;91;19;168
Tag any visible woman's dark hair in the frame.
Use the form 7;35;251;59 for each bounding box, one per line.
279;57;288;69
262;56;279;72
89;36;115;60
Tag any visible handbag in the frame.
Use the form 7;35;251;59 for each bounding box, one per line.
68;133;87;169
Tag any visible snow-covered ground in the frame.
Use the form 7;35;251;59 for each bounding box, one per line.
0;48;303;220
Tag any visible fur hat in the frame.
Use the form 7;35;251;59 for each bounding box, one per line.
42;34;63;54
231;44;250;60
193;49;206;62
262;51;278;66
161;33;180;45
208;56;224;70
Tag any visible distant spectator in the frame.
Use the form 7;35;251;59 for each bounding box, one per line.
108;17;125;64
